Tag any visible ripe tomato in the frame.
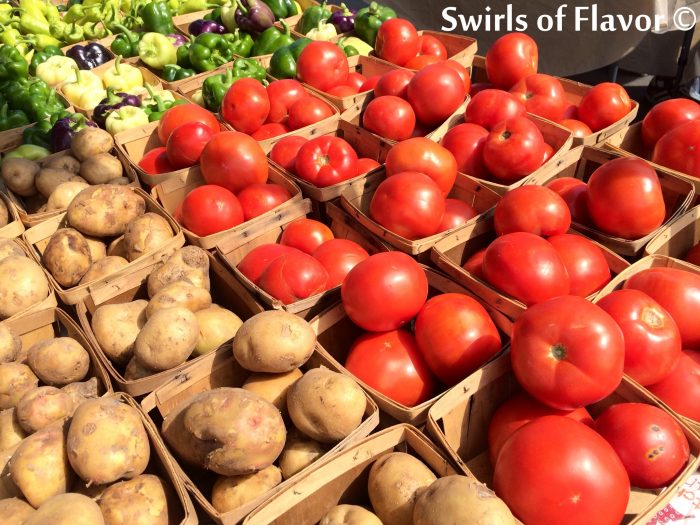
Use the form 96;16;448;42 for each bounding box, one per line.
157;103;219;144
287;96;334;130
237;243;297;283
294;136;358;187
545;176;591;224
362;95;415;141
257;250;329;304
485;33;538;90
356;157;381;175
220;78;270;135
404;54;442;70
200;131;268;193
437;198;478;232
642;98;700;149
417;34;447;59
462;248;486;280
624;267;700;350
180;185;243;237
326;85;358;97
493;416;630;525
587;157;665;239
236;183;292;221
312;239;369;289
595;403;690;489
414;293;501;385
494;185;571;236
686;243;700;266
510;73;567;121
482;232;570;306
385;138;457;196
542;143;554;163
280;218;334;255
138;147;174;174
345;72;367;91
165;122;215;169
407;62;466;127
483;117;546;182
359;75;380;92
464;89;526;131
369;171;446;240
578;82;632;132
652;120;700;178
647;350;700;421
559;118;593;138
375;18;420;67
511;295;625;409
470;82;493;96
439;123;489;178
269;135;307;173
444;60;471;93
266;79;306;124
296;41;349;91
374;69;414;98
345;329;437;407
250;123;288;141
341;252;428;332
548;234;611;297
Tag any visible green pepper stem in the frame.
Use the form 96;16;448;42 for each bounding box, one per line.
114;55;122;75
280;19;288;34
236;0;247;14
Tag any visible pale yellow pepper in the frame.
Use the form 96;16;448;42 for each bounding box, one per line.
61;68;106;110
35;56;80;88
102;56;144;92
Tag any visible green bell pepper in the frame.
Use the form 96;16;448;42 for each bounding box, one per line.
138;32;178;69
262;0;298;20
22;120;52;148
3;143;51;163
64;22;85;45
231;57;266;81
111;24;142;57
189;33;233;72
0;25;22;47
354;1;396;46
269;36;310;79
204;7;223;22
177;41;193;68
0;103;30;131
140;1;174;34
162;64;195;81
0;46;29;82
29;45;63;76
224;30;254;58
251;20;294;56
143;86;187;121
202;58;265;111
297;0;331;35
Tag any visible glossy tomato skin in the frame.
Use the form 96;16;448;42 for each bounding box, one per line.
510;73;567;121
443;61;471;93
595;403;690;489
369;171;446;240
406;63;466;127
403;54;442;70
439;123;489;178
494;185;570;236
257;250;329;304
652;120;700;179
326;85;358;97
312;239;369;288
464;89;526;131
251;122;288;140
356;157;381;175
648;350;700;421
375;18;420;66
462;248;486;280
578;82;632;132
157;103;219;144
294;136;358;187
165;122;216;169
345;72;367;91
200;131;268;193
359;75;380;92
587;157;665;240
180;185;244;237
483;117;546;182
279;218;334;255
485;33;538;90
297;41;349;91
642;98;700;149
266;79;306;124
345;329;436;407
548;234;611;297
362;95;415;141
373;69;414;98
138;147;174;174
686;243;700;266
493;416;630;525
559;118;593;138
417;34;447;59
269;135;307;173
511;295;625;409
237;243;297;283
341;252;428;332
437;198;478;232
385;138;457;196
545;176;591;224
236;183;292;221
220;78;270;134
287;96;334;130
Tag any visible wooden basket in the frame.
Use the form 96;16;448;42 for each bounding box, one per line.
0;192;24;239
139;344;380;525
425;352;700;524
308;266;513;425
243;424;463;525
645;205;700;261
22;188;185;306
371;30;478;71
0;124;30;153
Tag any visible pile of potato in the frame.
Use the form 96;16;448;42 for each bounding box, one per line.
0;239;50;320
0;195;12;228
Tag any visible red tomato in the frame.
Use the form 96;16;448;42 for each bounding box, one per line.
652;120;700;178
443;60;471;93
250;122;288;141
403;54;442;70
257;250;329;304
180;185;243;237
462;248;486;280
375;18;420;66
236;183;292;221
345;72;367;91
345;329;437;407
341;251;428;332
562;104;578;119
356;157;381;175
494;416;630;525
374;69;414;99
157;103;219;144
595;403;690;489
414;293;501;385
686;243;700;266
560;118;593;138
439;123;489;178
165;122;215;169
545;176;591;224
578;82;632;132
483;117;546;182
326;85;358;97
369;171;446;240
312;239;369;288
542;142;554;163
265;79;306;124
647;350;700;421
510;73;567;121
362;95;415;141
511;295;625;409
220;78;270;135
494;185;570;236
138;147;174;174
269;135;307;173
407;62;466;127
464;89;526;131
642;98;700;149
287;96;334;131
296;41;349;91
358;75;380;92
548;234;611;297
470;82;493;96
294;136;358;187
587;157;665;239
280;218;334;255
482;232;570;306
237;243;297;284
485;32;538;90
437;198;478;232
385;137;457;196
200;131;268;193
624;267;700;350
596;289;682;385
417;34;447;59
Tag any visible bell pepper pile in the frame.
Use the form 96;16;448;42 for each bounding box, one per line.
197;58;266;111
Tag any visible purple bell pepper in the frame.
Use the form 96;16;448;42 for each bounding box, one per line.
92;88;142;129
235;0;275;34
50;115;97;153
329;3;355;33
167;33;190;47
188;19;226;36
65;42;111;70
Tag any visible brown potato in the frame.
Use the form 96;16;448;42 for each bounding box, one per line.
79;256;129;285
194;305;243;356
24;493;105;525
46;181;90;211
123;212;173;262
16;386;74;433
320;505;383;525
1;158;39;197
0;256;50;319
42;154;81;173
80;153;123;185
98;474;170;525
0;444;20;499
146;280;212;318
27;337;89;386
106;235;127;258
124;357;155;381
91;300;148;365
0;195;9;227
211;465;282;514
147;246;210;297
134;307;199;371
278;430;325;480
67;185;146;237
71;127;114;161
42;228;92;287
85;236;107;262
0;323;21;363
61;377;101;409
0;239;26;262
0;408;26;451
35;168;86;199
0;363;39;409
0;497;35;525
242;368;302;414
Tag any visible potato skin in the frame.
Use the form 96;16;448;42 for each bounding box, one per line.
16;386;74;433
242;368;302;415
42;153;81;174
124;357;155;381
320;504;383;525
80;153;123;185
123;213;173;262
42;228;92;287
0;196;9;227
84;236;107;262
0;323;21;363
98;474;170;525
61;377;101;409
107;235;127;258
278;430;325;480
24;493;105;525
79;256;129;285
0;256;50;319
91;300;148;365
146;281;212;318
0;362;39;409
0;444;21;499
0;239;26;262
0;408;26;451
67;185;146;237
0;497;35;525
134;307;199;371
35;168;86;199
1;158;39;197
46;181;90;211
27;337;90;386
71;127;114;161
147;246;210;297
194;306;243;356
212;465;282;514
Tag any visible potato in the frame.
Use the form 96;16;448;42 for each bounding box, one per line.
67;396;150;485
123;213;173;262
27;337;89;386
367;452;437;525
147;246;210;297
42;153;81;173
79;256;129;285
0;323;21;363
98;474;170;525
0;408;26;451
0;497;35;525
80;153;123;185
134;307;199;371
0;195;9;227
42;228;92;287
146;281;212;318
91;300;148;364
0;444;20;498
413;475;515;525
46;181;90;211
287;369;366;444
0;363;39;409
85;236;107;262
0;238;25;262
24;493;105;525
108;176;130;185
320;505;383;525
107;235;127;258
233;311;316;373
72;480;110;500
1;158;39;197
162;387;285;476
61;377;101;409
0;256;50;319
124;356;155;381
71;127;114;161
212;465;282;514
67;185;146;237
35;168;86;199
9;422;73;507
278;430;325;480
16;386;74;433
242;368;302;414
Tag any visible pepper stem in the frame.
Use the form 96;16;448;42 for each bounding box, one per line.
280;19;288;34
236;0;247;14
114;55;122;75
